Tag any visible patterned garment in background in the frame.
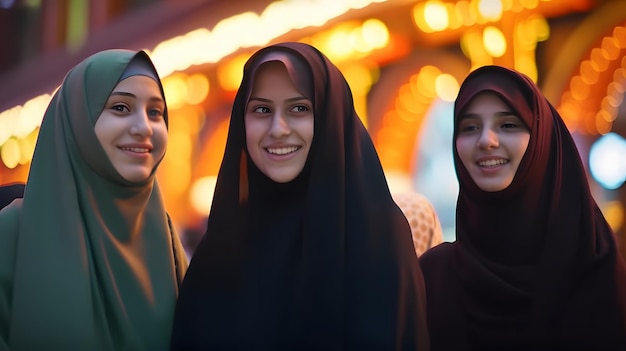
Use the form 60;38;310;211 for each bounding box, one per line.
393;192;443;257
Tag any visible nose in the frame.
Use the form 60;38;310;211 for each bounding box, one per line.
477;128;498;149
131;110;154;137
268;112;290;138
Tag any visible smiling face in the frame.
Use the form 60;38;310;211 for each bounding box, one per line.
94;75;167;183
456;91;530;192
244;61;314;183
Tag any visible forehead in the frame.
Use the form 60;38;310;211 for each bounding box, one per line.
249;61;304;98
111;75;161;94
464;91;510;111
252;61;289;83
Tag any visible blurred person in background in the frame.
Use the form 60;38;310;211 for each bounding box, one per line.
392;191;443;257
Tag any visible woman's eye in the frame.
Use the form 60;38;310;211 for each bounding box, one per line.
502;123;516;128
253;106;271;113
148;108;164;119
291;105;309;113
459;124;478;132
111;104;129;112
149;106;164;115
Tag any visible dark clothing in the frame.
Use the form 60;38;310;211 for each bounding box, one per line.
171;42;429;350
0;183;24;210
419;65;626;350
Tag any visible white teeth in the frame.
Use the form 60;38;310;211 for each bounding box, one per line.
479;159;507;167
267;146;299;155
122;147;149;153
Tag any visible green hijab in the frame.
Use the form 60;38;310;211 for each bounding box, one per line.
0;49;187;350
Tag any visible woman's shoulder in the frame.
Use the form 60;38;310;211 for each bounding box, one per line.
418;242;458;295
0;199;22;272
0;199;22;245
0;199;22;230
418;242;455;271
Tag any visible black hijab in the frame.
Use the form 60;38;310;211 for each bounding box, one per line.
0;183;24;210
171;42;429;350
419;65;626;350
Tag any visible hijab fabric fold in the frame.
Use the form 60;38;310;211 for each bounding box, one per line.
171;42;429;350
419;65;626;350
0;49;187;350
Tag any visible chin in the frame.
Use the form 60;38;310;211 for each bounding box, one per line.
266;171;299;183
269;176;296;183
118;170;152;183
478;183;511;192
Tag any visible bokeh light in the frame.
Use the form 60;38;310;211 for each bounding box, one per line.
589;132;626;190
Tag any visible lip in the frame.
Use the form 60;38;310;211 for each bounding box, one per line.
263;144;302;160
474;156;509;173
117;143;153;158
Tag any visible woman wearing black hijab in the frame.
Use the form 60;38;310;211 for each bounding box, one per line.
419;65;626;350
0;183;24;210
171;42;429;350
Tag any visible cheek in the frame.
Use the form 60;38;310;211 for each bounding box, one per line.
516;135;531;160
244;118;263;146
455;138;470;159
244;121;253;149
294;116;314;144
305;119;314;143
93;115;114;147
153;123;168;152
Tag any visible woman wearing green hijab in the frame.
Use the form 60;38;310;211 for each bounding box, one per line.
0;49;188;350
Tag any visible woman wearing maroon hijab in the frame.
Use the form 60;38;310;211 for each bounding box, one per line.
171;42;429;350
419;65;626;350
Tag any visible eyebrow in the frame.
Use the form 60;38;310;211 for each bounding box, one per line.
459;111;518;120
109;91;164;103
248;96;309;103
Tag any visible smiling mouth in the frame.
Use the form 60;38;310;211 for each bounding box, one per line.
478;159;508;167
266;146;300;155
120;147;150;153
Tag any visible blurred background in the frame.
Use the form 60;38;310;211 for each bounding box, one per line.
1;0;625;257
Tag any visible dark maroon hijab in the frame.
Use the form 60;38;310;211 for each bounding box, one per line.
419;65;626;350
171;42;429;350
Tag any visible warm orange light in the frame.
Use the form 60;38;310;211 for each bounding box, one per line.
557;98;579;132
614;26;626;48
483;26;507;57
580;60;599;85
569;76;590;101
602;201;624;233
456;1;475;27
424;1;449;31
185;73;210;105
18;130;37;165
519;0;539;10
601;36;621;60
360;18;390;50
0;137;20;169
190;176;218;216
477;0;503;21
590;48;610;72
416;66;440;98
595;113;612;135
218;53;250;92
162;73;188;110
435;73;460;102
